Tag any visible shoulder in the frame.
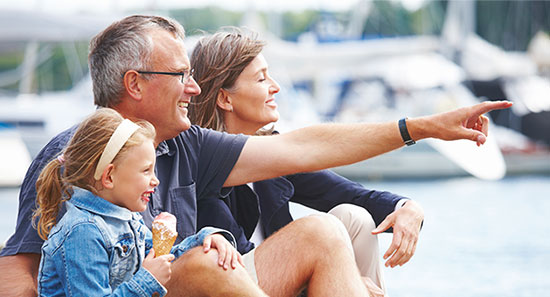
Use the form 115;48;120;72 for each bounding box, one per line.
175;125;248;150
45;205;105;252
23;125;77;175
40;125;78;157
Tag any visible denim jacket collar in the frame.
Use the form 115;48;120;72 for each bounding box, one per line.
70;187;134;221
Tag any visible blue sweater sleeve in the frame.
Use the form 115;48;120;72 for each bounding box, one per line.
286;170;409;228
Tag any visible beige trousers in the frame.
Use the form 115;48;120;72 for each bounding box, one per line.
328;204;386;293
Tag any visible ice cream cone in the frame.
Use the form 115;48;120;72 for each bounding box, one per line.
152;212;178;257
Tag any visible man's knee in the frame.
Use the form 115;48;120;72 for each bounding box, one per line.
172;246;218;275
294;214;352;251
172;246;253;281
168;247;263;297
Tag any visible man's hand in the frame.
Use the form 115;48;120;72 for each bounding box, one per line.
203;234;244;270
410;100;513;146
371;200;424;268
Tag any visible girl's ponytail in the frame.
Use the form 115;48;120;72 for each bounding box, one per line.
33;156;68;240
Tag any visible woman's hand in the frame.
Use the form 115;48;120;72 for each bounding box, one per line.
203;233;244;270
142;248;175;285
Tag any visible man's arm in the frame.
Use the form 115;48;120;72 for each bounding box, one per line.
0;254;40;296
224;101;512;187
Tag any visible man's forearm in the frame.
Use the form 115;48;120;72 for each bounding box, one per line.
225;101;512;186
0;254;40;296
226;121;404;186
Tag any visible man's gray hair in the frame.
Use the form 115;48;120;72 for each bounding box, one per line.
88;15;185;107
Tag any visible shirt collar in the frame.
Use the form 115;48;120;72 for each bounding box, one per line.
156;138;176;157
70;187;135;221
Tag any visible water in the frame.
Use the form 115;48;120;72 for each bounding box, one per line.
1;175;549;296
290;175;550;297
365;175;550;297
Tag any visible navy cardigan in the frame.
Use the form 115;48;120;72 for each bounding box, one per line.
197;169;408;254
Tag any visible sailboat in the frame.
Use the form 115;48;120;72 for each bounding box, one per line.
230;1;510;180
0;10;118;186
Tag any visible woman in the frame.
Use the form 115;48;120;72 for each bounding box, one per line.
190;28;425;294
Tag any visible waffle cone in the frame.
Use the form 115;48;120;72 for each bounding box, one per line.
152;225;177;257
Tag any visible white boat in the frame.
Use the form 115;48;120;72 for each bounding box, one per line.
0;10;118;186
0;127;31;187
237;0;550;180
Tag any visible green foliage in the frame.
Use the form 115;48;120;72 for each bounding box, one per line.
0;51;24;72
280;10;320;39
0;41;89;93
169;7;244;35
2;1;550;94
476;0;550;51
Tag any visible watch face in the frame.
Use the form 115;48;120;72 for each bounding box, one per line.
405;139;416;146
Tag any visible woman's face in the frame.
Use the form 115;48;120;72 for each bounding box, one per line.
224;54;280;133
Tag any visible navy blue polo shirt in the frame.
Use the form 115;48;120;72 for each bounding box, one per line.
0;125;247;256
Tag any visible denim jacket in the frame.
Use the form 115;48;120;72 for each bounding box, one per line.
38;187;235;297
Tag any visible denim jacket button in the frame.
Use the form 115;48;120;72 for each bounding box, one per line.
122;245;128;253
152;292;160;297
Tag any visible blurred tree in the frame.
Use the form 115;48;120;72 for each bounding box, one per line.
170;7;243;35
476;0;550;51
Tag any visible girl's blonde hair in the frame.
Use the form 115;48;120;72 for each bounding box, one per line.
33;108;155;240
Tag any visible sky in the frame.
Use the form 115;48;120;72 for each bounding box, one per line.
0;0;427;14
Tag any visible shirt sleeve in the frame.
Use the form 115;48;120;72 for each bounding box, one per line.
53;222;166;297
193;127;248;200
286;170;409;229
0;127;75;256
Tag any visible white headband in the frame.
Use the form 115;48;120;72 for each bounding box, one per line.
94;119;140;180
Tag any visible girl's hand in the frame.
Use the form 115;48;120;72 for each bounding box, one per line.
203;233;244;270
142;248;175;286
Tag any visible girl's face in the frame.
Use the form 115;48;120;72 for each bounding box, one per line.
223;54;281;134
108;139;159;212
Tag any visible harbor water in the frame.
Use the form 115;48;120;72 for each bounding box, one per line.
1;175;549;296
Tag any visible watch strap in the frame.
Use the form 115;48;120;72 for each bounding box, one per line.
398;118;416;146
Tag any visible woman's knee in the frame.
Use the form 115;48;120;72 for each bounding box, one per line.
329;204;376;232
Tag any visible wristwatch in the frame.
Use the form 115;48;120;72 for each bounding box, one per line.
398;118;416;146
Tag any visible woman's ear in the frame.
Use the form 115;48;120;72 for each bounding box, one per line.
216;89;233;112
123;70;143;101
100;164;115;189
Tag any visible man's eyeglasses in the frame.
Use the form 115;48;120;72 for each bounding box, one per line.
135;69;194;84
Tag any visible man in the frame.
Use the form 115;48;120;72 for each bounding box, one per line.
0;15;511;296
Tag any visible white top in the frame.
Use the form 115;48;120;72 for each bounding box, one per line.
246;183;266;246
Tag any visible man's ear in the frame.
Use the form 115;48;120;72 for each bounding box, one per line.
100;164;115;189
123;70;143;101
216;89;234;112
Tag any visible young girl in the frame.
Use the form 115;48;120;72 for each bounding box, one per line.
33;108;240;297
